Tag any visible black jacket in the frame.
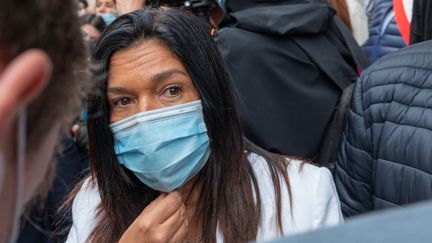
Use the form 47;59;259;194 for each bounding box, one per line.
216;1;360;159
334;40;432;217
410;0;432;44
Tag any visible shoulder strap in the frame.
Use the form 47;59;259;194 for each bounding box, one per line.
317;18;370;168
290;17;368;167
317;82;355;170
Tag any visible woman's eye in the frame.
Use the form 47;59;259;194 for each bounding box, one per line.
113;97;132;107
162;86;182;98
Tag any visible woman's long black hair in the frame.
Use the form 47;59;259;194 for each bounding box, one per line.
85;7;291;242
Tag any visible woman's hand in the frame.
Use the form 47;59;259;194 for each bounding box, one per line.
119;191;189;243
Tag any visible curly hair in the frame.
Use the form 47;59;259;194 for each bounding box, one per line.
0;0;91;145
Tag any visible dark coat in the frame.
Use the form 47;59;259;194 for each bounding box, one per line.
216;1;360;159
410;0;432;44
334;40;432;217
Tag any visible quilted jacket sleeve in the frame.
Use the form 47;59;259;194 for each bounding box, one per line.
334;76;374;217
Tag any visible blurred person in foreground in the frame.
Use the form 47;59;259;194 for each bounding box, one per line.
0;0;90;242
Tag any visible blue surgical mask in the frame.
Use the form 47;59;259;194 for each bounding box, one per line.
97;12;117;25
111;100;210;192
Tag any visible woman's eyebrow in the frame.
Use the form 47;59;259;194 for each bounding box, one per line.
151;69;189;84
107;86;132;94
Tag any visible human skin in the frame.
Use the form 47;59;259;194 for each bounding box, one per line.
109;39;202;242
0;50;59;242
95;0;116;14
81;24;101;41
115;0;145;15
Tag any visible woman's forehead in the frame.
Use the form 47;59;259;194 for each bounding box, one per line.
108;39;190;85
110;39;181;70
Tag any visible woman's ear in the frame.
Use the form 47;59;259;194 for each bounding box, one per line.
0;50;52;128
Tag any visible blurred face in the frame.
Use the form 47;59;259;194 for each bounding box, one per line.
78;2;87;15
95;0;116;14
0;50;57;242
0;52;57;200
81;24;101;42
107;39;199;123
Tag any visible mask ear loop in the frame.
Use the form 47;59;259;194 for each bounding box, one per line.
8;107;26;243
0;150;4;192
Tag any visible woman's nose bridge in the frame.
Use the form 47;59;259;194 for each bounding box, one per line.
139;96;159;113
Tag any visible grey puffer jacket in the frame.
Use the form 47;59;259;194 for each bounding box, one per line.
334;40;432;217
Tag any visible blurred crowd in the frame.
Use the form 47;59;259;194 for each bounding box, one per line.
1;0;432;243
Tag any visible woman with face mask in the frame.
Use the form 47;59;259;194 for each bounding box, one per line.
95;0;118;25
65;8;343;243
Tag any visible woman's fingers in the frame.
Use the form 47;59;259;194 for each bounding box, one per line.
139;191;183;224
171;224;189;243
168;217;189;243
141;193;167;212
119;191;188;242
159;202;187;238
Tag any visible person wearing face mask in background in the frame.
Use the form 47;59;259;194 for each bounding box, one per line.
95;0;118;25
0;0;90;242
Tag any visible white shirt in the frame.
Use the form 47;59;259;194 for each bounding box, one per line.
66;153;343;242
347;0;369;45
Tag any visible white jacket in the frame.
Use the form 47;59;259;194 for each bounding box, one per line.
66;154;343;242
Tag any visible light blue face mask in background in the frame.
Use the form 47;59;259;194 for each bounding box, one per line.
111;100;210;192
97;12;118;26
